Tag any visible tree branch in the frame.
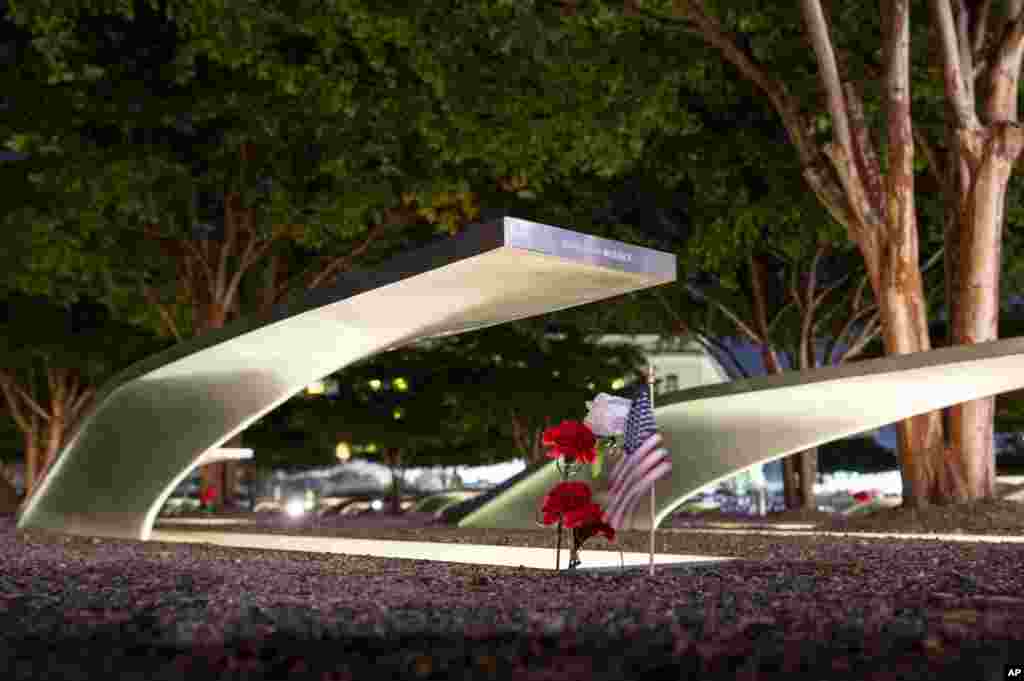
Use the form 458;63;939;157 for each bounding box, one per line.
224;234;276;320
811;271;854;310
805;245;825;311
885;0;917;248
12;381;50;423
306;221;391;292
921;244;946;273
673;1;820;167
141;283;183;342
0;371;32;432
669;1;859;232
215;194;239;304
838;313;882;362
842;83;886;218
68;387;94;424
697;334;752;380
179;237;217;294
973;0;992;59
958;0;977;105
933;0;977;126
1011;0;1024;21
788;263;805;317
801;0;855;156
986;14;1024;120
685;284;762;344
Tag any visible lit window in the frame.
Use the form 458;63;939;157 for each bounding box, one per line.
393;377;409;391
393;407;404;420
369;379;382;390
611;378;626;390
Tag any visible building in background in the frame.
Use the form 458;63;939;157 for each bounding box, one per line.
594;334;730;396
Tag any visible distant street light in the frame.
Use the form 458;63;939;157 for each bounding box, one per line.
335;442;351;462
285;499;305;518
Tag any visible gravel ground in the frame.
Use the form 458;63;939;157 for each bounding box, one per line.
5;507;1024;680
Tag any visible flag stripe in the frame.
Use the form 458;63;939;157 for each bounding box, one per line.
606;457;671;530
610;441;666;498
608;433;660;491
604;387;673;531
609;436;661;497
606;448;670;526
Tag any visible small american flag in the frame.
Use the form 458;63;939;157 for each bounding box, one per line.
604;386;672;531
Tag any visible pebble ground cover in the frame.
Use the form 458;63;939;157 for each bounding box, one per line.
3;505;1024;680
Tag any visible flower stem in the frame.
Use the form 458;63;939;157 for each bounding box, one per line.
555;518;563;570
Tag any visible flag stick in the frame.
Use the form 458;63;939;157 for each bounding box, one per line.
648;361;656;577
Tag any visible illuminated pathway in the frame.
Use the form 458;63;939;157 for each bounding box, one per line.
148;527;734;573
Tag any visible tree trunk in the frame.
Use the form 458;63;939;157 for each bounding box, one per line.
194;290;236;510
22;433;40;500
511;415;550;465
781;458;800;509
37;414;65;487
385;448;403;514
798;448;818;509
945;125;1024;502
749;255;802;510
0;465;20;514
877;231;946;508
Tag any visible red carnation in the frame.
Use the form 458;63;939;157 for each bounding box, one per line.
540;481;592;525
542;420;597;464
571;505;616;546
200;486;218;507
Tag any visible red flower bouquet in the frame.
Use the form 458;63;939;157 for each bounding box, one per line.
538;420;618;570
540;481;593;525
542;420;597;464
199;485;218;510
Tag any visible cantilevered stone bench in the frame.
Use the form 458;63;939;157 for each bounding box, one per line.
18;217;676;540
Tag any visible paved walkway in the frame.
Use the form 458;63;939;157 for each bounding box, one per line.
664;526;1024;543
149;528;734;573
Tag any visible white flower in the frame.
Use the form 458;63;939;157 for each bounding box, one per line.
584;393;632;437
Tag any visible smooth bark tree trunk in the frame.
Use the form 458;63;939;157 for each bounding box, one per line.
686;0;1024;509
22;434;39;500
195;284;237;510
798;447;818;509
750;256;804;510
944;125;1024;502
384;448;403;514
879;267;946;507
0;468;19;514
38;415;64;486
780;458;799;509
